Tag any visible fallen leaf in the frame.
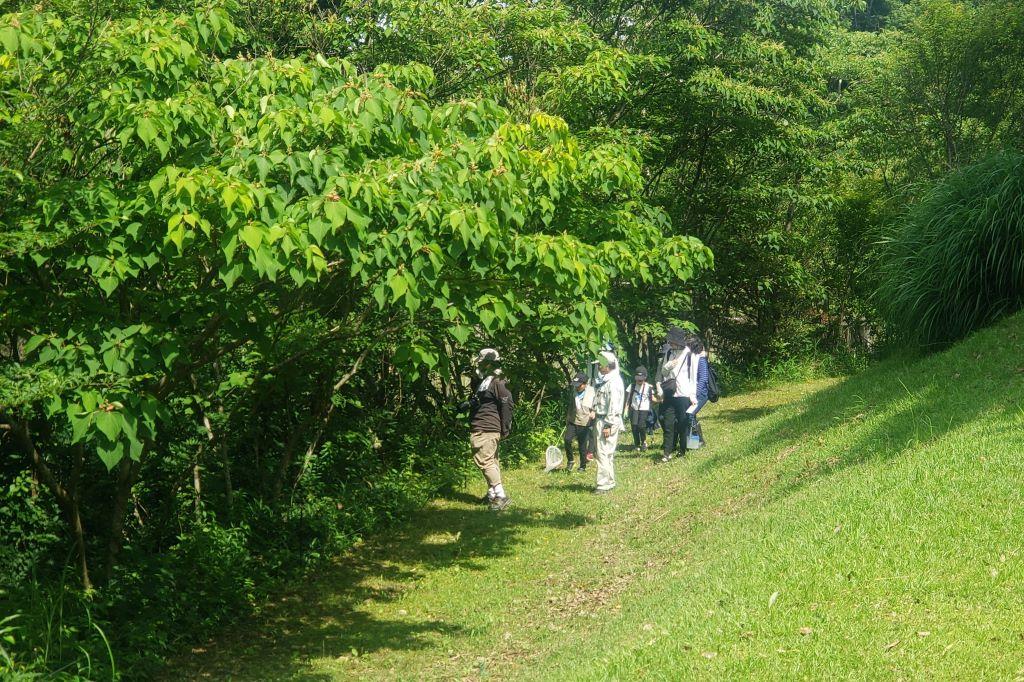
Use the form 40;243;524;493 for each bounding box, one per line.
642;623;654;631
799;627;813;636
884;640;901;651
917;631;931;638
701;651;717;660
768;591;780;608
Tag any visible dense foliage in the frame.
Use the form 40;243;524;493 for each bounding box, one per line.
3;0;1024;677
878;152;1024;345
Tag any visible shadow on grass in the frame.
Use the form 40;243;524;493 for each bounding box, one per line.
539;480;594;494
695;315;1024;502
712;405;778;422
177;504;587;680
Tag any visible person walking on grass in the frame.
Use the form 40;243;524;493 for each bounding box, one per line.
689;338;710;447
466;348;514;511
593;351;625;494
564;372;596;472
624;367;654;452
656;331;698;463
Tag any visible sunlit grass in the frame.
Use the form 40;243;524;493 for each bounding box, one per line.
177;314;1024;680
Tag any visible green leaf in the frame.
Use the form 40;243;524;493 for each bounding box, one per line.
389;273;408;302
0;27;19;54
149;174;166;199
23;335;47;354
240;223;263;250
68;409;91;443
98;276;119;297
96;440;126;471
137;118;158;145
219;261;244;289
95;410;121;442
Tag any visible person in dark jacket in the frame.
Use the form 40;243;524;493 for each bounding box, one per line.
467;348;514;511
689;338;710;447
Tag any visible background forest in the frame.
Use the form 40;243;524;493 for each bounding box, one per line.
2;0;1024;677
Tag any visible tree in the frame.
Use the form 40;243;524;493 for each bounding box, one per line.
0;2;710;589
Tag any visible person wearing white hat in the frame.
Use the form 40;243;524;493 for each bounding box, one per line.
466;348;514;511
592;350;625;493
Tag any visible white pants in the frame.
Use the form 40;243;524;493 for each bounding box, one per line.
595;417;619;491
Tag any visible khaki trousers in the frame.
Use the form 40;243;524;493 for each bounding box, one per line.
471;431;502;487
595;417;618;491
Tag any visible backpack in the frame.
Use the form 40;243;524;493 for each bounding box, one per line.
706;362;721;403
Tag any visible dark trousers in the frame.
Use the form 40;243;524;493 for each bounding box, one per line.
630;410;649;448
564;422;591;469
661;396;692;456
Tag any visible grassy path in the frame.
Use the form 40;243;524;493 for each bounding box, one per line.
181;315;1024;680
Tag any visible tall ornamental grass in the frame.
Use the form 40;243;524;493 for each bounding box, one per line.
878;151;1024;347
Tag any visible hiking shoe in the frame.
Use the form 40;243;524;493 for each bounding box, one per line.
489;495;511;511
660;454;672;463
480;492;492;505
594;488;613;495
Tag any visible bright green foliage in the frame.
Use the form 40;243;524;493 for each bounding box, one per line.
878;151;1024;346
1;4;708;472
0;5;710;673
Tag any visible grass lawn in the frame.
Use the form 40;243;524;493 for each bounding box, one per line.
177;314;1024;680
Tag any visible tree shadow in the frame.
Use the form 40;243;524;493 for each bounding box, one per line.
175;503;588;680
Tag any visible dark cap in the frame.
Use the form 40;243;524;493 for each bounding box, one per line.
634;367;648;379
572;372;588;385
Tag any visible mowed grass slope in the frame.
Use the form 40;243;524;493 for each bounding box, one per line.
180;314;1024;681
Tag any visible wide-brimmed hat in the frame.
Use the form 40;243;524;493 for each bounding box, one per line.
474;348;500;365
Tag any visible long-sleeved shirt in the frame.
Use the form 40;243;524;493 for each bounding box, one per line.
470;375;513;435
593;371;625;429
695;354;710;401
566;385;596;426
658;348;698;400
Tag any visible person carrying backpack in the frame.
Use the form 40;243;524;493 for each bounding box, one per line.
465;348;514;511
655;329;698;463
624;367;654;452
689;338;711;447
563;372;596;472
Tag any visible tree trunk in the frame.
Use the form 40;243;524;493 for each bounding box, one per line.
7;417;93;590
102;457;139;585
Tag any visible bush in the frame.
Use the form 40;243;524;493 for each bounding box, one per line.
0;471;61;585
878;151;1024;347
502;402;562;468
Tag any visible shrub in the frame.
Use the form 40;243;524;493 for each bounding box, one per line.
877;151;1024;347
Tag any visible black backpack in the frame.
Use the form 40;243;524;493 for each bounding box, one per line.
706;362;721;403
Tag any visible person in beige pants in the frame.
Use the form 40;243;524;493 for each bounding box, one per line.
465;348;514;511
592;351;625;494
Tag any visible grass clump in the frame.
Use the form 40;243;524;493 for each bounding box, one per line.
878;150;1024;347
